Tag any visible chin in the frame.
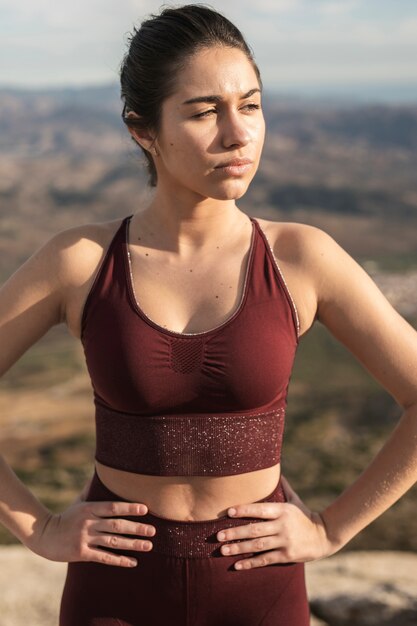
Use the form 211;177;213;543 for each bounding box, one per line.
208;179;251;200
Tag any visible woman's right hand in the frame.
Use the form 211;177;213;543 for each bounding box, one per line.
28;499;156;568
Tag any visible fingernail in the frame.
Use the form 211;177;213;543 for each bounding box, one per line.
143;541;152;550
228;508;236;516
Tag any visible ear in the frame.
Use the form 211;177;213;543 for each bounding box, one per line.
125;111;157;153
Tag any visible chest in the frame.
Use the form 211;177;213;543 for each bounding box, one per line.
127;241;252;336
81;215;299;415
82;292;297;415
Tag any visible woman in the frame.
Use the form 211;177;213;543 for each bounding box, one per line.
1;4;417;626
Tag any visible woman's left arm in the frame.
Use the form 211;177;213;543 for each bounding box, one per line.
216;225;417;569
304;225;417;551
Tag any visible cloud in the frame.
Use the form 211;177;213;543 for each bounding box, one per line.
244;0;301;13
1;0;417;88
396;16;417;38
317;0;359;16
0;0;203;86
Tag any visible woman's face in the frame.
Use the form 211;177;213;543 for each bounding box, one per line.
152;45;265;201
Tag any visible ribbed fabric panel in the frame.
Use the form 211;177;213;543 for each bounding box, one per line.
88;469;287;557
94;402;286;476
170;338;205;373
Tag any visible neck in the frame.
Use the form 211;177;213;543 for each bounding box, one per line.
132;187;250;253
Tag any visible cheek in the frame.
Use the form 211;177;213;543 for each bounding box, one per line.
253;118;266;142
162;142;188;167
166;134;208;166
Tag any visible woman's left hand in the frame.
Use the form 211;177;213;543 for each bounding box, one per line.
216;475;339;570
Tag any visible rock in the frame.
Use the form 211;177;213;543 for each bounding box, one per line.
0;547;416;625
305;550;417;625
0;545;67;626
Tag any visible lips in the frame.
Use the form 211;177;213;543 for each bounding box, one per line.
213;157;254;177
215;158;253;168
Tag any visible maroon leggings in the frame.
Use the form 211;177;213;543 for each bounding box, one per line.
59;470;310;625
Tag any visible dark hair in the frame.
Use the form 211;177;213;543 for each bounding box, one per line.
119;4;262;187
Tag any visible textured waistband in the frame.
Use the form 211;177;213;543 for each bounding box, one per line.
94;403;286;476
86;469;287;558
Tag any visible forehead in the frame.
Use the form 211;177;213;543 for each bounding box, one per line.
172;46;260;101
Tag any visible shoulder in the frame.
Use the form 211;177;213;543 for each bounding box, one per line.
1;216;125;303
253;216;372;337
254;216;334;261
253;215;338;295
255;216;398;339
0;217;127;362
40;216;128;338
254;216;347;289
252;217;336;338
43;216;126;288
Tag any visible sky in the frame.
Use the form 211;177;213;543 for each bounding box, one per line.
1;0;417;101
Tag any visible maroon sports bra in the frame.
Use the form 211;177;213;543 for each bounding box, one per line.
81;215;300;476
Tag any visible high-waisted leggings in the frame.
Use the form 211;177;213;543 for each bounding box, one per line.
59;469;310;625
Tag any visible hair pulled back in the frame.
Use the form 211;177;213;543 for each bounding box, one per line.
120;4;262;187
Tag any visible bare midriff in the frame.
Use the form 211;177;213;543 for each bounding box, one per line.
95;460;282;521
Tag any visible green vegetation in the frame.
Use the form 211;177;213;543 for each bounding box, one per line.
291;319;383;393
0;326;84;390
0;436;96;546
1;91;416;552
359;252;417;272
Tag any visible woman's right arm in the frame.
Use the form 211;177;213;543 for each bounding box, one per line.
0;228;155;567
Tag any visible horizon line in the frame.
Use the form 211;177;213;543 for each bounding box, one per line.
1;81;417;105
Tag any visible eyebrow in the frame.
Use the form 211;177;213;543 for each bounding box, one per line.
181;88;261;106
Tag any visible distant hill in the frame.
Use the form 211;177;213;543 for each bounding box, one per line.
1;83;417;282
1;85;417;556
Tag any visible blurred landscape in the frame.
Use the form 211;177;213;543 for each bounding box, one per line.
1;84;417;552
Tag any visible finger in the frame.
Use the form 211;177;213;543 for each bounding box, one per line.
234;549;288;570
219;533;279;557
217;520;278;543
84;547;138;568
94;517;156;538
227;502;283;521
87;501;149;518
93;532;153;553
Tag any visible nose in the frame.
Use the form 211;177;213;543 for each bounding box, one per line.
220;110;251;149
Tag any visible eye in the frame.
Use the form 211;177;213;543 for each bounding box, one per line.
242;103;261;112
192;109;216;119
191;103;261;119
